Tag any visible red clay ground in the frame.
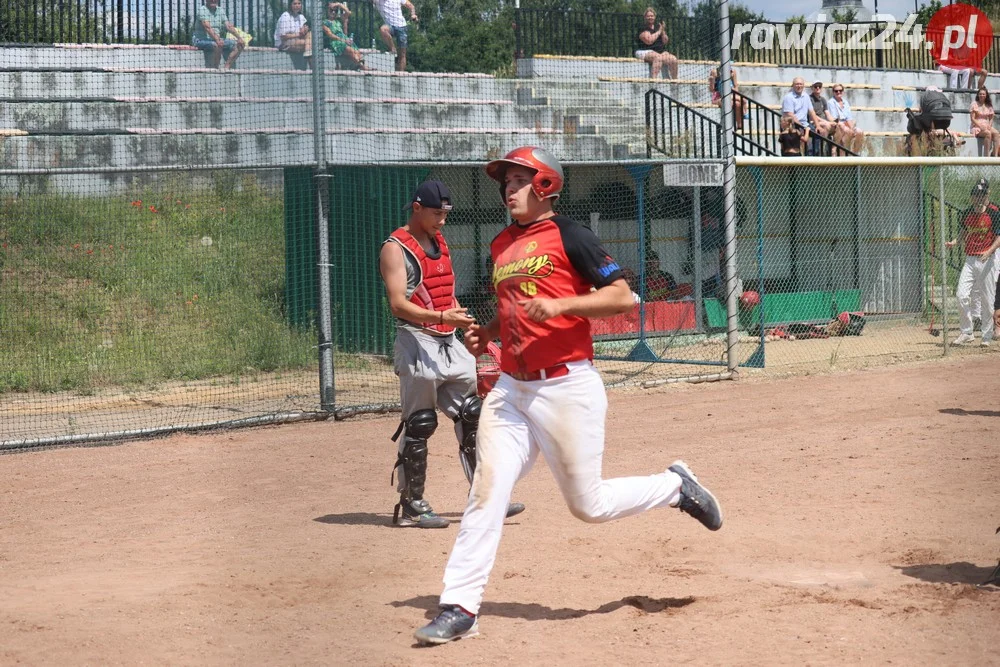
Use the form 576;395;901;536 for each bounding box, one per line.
1;356;998;666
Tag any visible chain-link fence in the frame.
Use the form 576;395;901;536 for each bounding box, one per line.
733;158;1000;373
0;159;746;447
0;167;323;447
8;158;997;447
6;0;997;450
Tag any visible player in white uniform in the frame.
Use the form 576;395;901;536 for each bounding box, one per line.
414;147;724;645
946;178;1000;347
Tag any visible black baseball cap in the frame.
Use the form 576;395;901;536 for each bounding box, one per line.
971;177;989;195
405;180;453;211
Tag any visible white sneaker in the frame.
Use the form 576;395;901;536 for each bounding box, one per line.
982;338;992;347
952;333;975;345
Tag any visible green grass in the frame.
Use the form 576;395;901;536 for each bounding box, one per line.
0;175;319;395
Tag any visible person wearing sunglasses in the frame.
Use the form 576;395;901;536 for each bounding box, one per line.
826;85;864;155
322;2;370;70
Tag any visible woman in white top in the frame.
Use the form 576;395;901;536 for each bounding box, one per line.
825;84;864;155
274;0;312;68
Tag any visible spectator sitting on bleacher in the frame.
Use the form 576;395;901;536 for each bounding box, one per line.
970;87;1000;157
372;0;418;72
323;2;370;70
192;0;245;69
636;7;678;80
708;66;744;130
275;0;312;70
936;45;988;90
644;251;678;301
826;84;864;155
807;81;834;153
781;77;810;133
779;116;807;156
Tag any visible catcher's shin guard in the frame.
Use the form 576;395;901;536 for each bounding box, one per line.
390;409;438;510
456;395;481;484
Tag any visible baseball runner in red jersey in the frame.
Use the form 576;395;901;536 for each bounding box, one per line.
946;177;1000;347
379;181;525;529
414;148;723;645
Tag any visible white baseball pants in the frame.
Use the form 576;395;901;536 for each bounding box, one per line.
439;360;683;615
957;253;998;341
938;65;971;89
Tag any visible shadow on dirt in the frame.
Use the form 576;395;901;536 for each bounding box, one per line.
313;511;504;526
895;561;1000;587
314;513;394;526
392;594;696;621
938;408;1000;418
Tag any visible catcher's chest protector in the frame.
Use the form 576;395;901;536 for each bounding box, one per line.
389;228;456;334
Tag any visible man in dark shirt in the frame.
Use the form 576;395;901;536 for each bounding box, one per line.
807;81;834;154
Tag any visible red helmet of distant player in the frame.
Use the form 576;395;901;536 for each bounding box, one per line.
739;290;760;309
485;146;565;200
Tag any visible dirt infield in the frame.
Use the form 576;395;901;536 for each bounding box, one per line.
2;356;998;665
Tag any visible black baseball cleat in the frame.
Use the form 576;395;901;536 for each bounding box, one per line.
505;502;526;518
668;460;723;531
414;605;479;645
394;498;450;528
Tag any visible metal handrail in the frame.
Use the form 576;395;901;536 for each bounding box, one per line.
645;88;774;158
0;0;381;49
514;9;1000;74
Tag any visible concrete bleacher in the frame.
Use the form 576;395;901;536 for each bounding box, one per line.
3;44;999;174
520;55;1000;156
1;44;396;72
1;45;673;169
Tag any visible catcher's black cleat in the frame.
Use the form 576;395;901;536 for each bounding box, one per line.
669;460;723;531
394;498;449;528
505;502;526;519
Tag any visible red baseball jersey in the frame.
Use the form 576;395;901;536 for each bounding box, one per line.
490;215;623;374
961;203;1000;255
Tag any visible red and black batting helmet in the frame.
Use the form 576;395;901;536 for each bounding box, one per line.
485;146;564;201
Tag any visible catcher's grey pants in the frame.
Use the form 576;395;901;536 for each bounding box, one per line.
394;328;476;490
439;361;684;615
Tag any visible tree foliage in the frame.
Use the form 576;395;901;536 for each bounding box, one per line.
0;0;102;43
830;8;859;23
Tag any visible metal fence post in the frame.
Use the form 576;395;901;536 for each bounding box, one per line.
938;167;949;356
625;165;658;362
718;0;738;374
514;0;522;59
693;185;703;334
312;0;336;411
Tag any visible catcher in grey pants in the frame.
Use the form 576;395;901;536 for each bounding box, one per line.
378;180;524;528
